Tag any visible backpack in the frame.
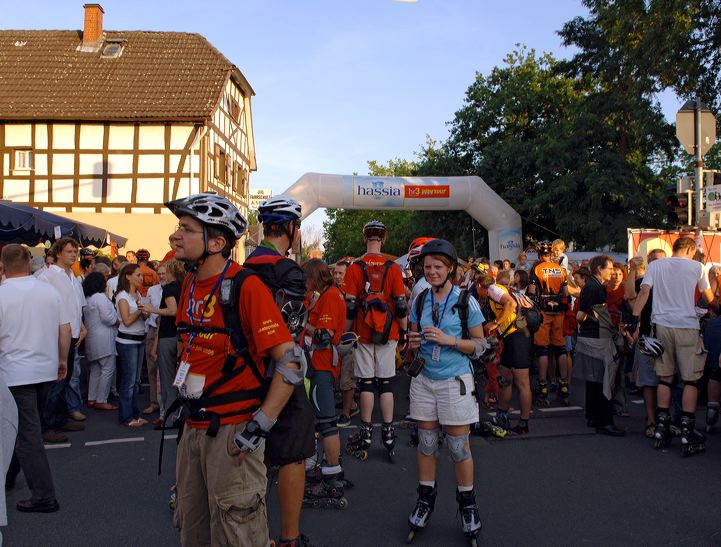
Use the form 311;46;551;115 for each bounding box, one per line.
503;290;542;336
357;260;395;345
244;254;308;340
415;287;473;339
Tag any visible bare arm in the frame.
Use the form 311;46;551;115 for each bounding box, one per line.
146;296;178;317
631;284;651;319
58;323;71;381
486;293;516;331
118;298;142;327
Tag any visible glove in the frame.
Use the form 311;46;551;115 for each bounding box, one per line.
233;409;276;453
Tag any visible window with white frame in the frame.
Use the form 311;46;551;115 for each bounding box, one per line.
13;149;34;171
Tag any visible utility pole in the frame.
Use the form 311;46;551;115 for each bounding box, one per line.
694;98;704;224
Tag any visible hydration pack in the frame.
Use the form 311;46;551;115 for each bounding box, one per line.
358;260;395;344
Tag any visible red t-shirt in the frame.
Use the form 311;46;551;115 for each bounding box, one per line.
177;262;293;429
606;284;625;327
343;253;405;344
305;285;347;378
138;264;159;297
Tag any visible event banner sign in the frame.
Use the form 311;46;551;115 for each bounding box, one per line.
352;178;452;208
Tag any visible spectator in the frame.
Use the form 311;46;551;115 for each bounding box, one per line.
114;264;148;428
1;373;18;538
513;269;529;294
125;251;137;264
0;244;71;513
148;260;184;426
142;262;164;417
516;252;530;272
37;237;87;439
107;256;128;299
82;272;118;412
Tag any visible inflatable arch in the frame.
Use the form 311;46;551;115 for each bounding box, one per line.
280;173;523;262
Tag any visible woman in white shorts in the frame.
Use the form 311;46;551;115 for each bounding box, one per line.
405;239;486;544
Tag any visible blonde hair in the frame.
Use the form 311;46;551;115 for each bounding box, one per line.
496;270;511;286
552;239;566;252
164;259;186;284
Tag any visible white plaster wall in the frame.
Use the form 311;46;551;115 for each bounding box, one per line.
78;178;103;202
107;178;132;202
79;125;104;149
108;154;133;174
53;154;75;175
136;178;164;203
170;126;193;150
138;126;165;150
53;125;76;149
3;179;29;201
138;155;164;173
108;126;134;149
4;125;32;146
35;124;48;148
52;179;74;202
79;153;103;174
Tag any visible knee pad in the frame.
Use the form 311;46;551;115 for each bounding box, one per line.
552;345;567;359
446;434;471;463
658;379;674;389
683;380;699;390
535;345;549;358
358;378;376;394
376;377;393;395
316;415;338;438
417;428;440;457
710;368;721;382
497;374;511;389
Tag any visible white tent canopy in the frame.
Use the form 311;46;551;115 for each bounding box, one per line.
280;173;523;262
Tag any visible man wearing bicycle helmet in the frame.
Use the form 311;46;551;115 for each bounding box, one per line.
245;195;316;547
166;193;303;547
344;221;407;462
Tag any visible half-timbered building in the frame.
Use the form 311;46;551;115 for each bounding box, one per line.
0;4;256;257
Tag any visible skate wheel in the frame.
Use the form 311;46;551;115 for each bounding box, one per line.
338;497;349;509
406;530;416;544
168;502;176;512
470;538;478;547
358;450;368;461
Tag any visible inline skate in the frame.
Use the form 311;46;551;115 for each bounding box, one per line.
558;379;570;406
382;421;396;462
345;421;372;461
302;472;349;510
533;381;550;407
406;483;437;543
456;488;482;546
653;410;672;449
680;415;705;457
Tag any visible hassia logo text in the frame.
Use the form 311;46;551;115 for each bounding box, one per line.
500;239;521;251
356;180;402;198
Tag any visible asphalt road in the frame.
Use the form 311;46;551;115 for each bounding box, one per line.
4;376;721;547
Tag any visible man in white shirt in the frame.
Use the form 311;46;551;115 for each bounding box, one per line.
632;236;719;455
0;244;71;513
37;237;87;438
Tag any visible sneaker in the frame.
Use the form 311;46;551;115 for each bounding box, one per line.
69;411;87;421
337;415;351;428
17;498;60;513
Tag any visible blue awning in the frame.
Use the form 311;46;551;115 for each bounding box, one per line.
0;200;127;248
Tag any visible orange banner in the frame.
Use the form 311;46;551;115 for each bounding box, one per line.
404;185;450;199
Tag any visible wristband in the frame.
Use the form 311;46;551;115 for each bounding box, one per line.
253;408;277;432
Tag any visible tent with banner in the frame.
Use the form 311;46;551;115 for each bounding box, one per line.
0;200;127;248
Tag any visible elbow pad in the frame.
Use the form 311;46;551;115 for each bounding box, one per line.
312;329;333;349
346;297;358;319
394;296;408;318
272;345;307;385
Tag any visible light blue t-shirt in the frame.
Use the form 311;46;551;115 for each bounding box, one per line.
409;286;484;380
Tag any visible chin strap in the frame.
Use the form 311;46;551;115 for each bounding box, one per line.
433;277;452;294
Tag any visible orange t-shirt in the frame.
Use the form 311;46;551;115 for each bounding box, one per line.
531;261;567;295
138;263;158;297
306;286;347;378
343;253;405;344
177;261;293;429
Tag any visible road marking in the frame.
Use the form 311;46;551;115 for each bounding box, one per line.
164;434;177;440
537;406;583;412
631;399;644;405
45;443;71;449
85;437;145;446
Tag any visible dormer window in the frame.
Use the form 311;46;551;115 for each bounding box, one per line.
101;41;124;58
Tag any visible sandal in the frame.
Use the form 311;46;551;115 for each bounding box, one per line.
136;417;149;425
124;419;144;428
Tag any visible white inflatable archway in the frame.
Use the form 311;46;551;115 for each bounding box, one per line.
281;173;523;262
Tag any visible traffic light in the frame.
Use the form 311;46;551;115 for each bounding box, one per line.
665;190;691;226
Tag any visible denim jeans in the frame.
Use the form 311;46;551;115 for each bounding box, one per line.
63;350;83;413
116;341;144;424
43;339;77;430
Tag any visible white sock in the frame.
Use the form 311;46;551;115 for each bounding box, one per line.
419;480;435;488
457;484;473;492
322;464;342;476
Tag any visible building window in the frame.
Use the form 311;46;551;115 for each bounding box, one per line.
214;144;227;183
13;149;34;171
230;99;241;123
101;41;125;58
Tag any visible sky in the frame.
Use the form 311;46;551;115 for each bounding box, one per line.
2;0;681;242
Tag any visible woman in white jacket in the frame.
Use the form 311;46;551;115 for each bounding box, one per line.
82;272;118;411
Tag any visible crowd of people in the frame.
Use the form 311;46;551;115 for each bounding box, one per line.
0;192;719;546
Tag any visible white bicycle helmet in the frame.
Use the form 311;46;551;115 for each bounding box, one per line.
639;335;664;358
258;196;302;225
165;193;247;240
363;220;386;240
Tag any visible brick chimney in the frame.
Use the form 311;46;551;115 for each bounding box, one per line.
83;4;104;44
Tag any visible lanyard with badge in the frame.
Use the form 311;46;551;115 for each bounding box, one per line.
173;260;232;388
429;290;450;362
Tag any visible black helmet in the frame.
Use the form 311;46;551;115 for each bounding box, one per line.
537;241;553;255
363;220;386;241
419;239;458;265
